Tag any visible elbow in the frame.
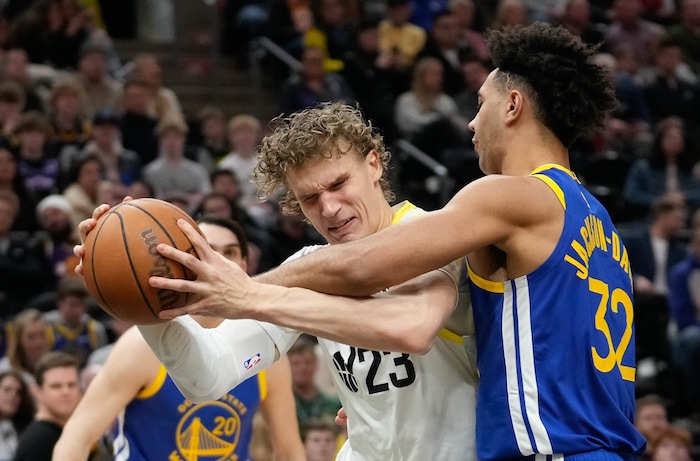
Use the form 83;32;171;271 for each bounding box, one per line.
383;314;438;355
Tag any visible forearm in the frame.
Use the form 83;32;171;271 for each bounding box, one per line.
137;317;278;402
247;276;452;353
52;433;94;461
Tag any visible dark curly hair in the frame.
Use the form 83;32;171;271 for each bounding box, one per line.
487;22;617;147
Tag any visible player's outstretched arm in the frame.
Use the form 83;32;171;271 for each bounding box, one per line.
259;356;307;461
137;316;283;403
52;327;159;461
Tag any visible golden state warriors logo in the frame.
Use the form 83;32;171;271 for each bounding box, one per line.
171;400;243;461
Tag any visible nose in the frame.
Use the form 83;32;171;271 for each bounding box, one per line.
468;115;476;132
319;192;340;217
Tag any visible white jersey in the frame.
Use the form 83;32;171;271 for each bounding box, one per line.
261;201;478;461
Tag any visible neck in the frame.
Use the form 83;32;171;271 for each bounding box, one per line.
35;409;66;427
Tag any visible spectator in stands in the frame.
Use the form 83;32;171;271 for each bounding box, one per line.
604;0;665;69
267;0;314;62
491;0;530;30
449;0;489;61
0;48;46;113
0;370;35;461
13;351;82;461
635;394;671;456
0;308;50;387
65;108;141;202
279;45;355;115
0;146;38;232
666;0;700;77
647;425;694;461
306;0;357;70
287;335;342;430
118;78;159;164
593;49;652;158
0;190;52;316
622;192;688;367
8;0;93;70
0;81;26;140
61;153;112;224
14;111;59;200
667;209;700;418
209;168;272;248
35;194;80;282
45;78;91;160
141;118;211;212
378;0;426;72
194;105;229;164
301;418;340;461
73;40;122;118
130;53;185;124
416;10;469;97
394;56;467;164
642;36;700;140
260;207;324;271
43;277;109;369
556;0;607;50
455;52;490;123
218;114;263;210
624;117;700;214
341;18;402;145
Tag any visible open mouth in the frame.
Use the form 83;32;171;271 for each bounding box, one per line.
328;217;353;231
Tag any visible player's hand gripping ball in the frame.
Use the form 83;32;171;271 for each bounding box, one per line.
82;198;202;324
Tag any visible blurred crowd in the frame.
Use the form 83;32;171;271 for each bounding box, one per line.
0;0;697;460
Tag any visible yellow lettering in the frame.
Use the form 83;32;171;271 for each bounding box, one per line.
611;232;621;262
169;451;184;461
597;218;607;252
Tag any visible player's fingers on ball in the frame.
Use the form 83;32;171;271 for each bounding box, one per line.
156;243;202;269
122;195;134;203
91;203;110;220
148;275;194;292
158;307;187;319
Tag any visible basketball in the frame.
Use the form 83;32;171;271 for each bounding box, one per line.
82;198;202;325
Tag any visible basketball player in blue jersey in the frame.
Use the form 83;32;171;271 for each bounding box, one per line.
52;217;306;461
139;24;646;461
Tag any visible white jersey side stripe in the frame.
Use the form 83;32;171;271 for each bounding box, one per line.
503;285;533;455
515;277;552;454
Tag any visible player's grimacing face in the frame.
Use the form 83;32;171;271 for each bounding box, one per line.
199;223;248;272
287;141;385;245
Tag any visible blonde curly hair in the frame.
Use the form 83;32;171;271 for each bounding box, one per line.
254;102;394;215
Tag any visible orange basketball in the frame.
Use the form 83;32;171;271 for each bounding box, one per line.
82;198;201;325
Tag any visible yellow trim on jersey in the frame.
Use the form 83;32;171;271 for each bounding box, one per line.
137;365;168;399
438;328;464;344
45;325;56;348
466;263;505;293
87;320;100;349
258;369;268;401
391;201;421;225
53;323;86;342
531;174;566;210
530;163;580;182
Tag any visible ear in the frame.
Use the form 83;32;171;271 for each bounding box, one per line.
366;149;383;181
506;90;523;123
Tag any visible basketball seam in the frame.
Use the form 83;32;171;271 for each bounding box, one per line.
124;201;193;315
88;214;123;320
117;210;162;321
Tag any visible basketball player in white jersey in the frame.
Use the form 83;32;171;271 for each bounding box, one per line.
75;103;478;461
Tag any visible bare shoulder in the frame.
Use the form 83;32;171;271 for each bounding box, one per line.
451;174;562;221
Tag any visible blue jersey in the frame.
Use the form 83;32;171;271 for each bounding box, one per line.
113;365;266;461
468;165;646;460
